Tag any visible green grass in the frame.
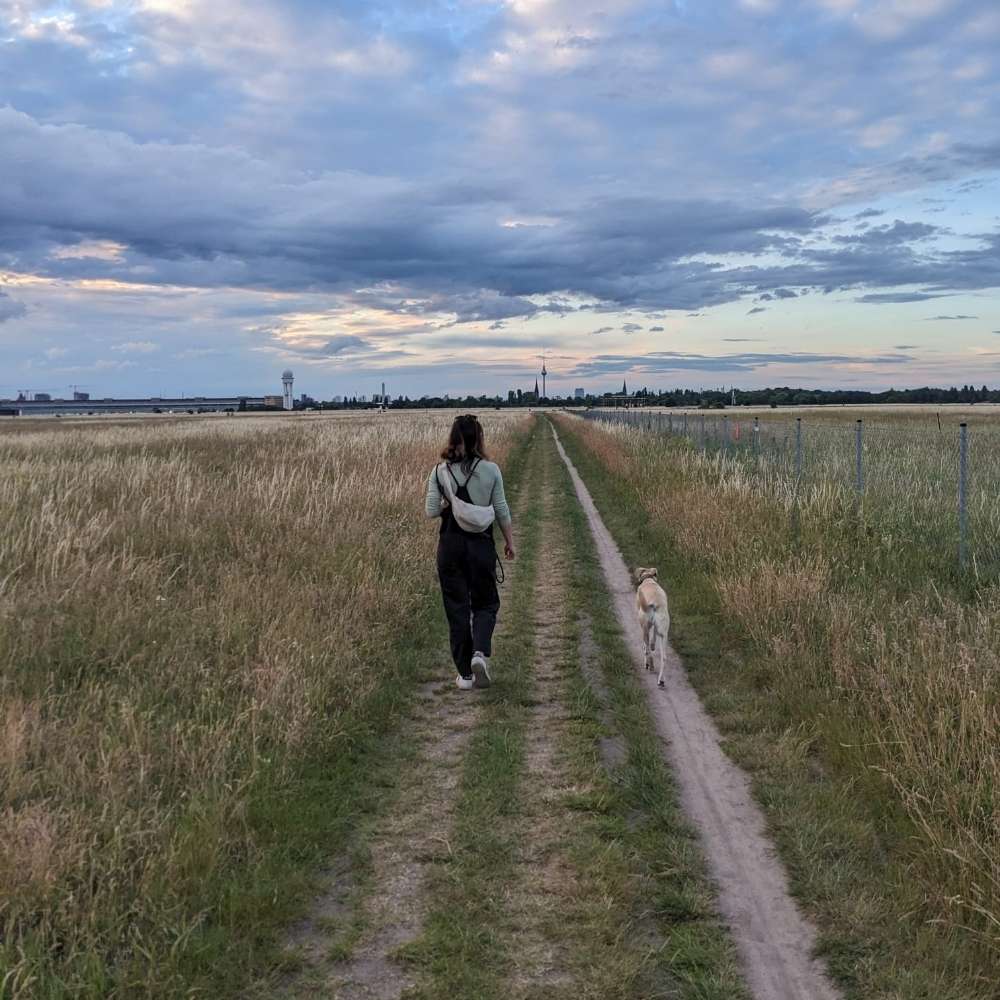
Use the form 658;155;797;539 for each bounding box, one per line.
553;413;999;999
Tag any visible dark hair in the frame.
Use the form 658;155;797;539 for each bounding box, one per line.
441;414;488;474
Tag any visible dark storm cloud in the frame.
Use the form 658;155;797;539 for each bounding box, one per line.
649;325;664;331
833;220;940;248
621;323;643;333
3;100;1000;323
856;292;950;304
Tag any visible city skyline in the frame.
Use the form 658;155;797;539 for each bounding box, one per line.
2;1;999;397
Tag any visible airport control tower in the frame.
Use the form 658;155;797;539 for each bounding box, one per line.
282;369;294;410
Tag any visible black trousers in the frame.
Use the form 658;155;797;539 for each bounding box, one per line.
437;530;500;678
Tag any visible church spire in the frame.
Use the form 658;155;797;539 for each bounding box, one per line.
534;377;539;397
622;378;628;395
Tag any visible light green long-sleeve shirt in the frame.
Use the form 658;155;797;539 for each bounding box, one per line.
425;460;512;529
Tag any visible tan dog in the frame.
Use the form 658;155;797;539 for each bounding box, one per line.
634;567;670;688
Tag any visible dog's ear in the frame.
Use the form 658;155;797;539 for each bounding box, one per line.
648;568;658;580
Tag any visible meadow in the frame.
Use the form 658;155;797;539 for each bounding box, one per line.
558;408;1000;991
0;410;527;998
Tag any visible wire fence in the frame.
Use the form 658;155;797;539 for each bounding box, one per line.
582;408;1000;582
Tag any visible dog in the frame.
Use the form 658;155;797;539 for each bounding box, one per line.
634;567;670;688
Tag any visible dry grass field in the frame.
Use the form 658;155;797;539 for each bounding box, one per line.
0;410;527;998
556;410;1000;994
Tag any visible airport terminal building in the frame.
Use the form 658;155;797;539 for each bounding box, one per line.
1;372;296;417
1;395;267;416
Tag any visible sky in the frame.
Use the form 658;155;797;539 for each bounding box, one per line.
2;0;1000;400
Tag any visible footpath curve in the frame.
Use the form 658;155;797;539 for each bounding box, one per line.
551;421;841;1000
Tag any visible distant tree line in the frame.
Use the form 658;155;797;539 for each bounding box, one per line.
303;383;998;411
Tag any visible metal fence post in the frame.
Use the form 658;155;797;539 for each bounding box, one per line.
683;412;689;437
752;416;759;457
668;413;673;434
795;418;803;481
722;415;729;454
700;413;706;453
958;422;968;571
855;419;864;499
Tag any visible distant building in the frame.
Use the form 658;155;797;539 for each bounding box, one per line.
574;388;585;399
10;395;264;415
263;395;284;408
282;370;294;410
73;391;90;401
34;392;52;401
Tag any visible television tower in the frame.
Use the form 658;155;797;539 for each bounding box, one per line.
539;350;548;399
282;369;294;410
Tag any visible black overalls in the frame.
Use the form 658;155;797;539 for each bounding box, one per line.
436;460;500;679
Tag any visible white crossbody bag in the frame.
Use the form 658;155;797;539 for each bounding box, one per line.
436;461;496;534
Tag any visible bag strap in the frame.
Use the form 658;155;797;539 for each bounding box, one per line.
436;463;454;499
446;457;481;489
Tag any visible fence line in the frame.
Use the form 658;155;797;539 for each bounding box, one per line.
581;409;999;579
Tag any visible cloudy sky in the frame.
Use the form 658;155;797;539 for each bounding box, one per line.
2;0;999;399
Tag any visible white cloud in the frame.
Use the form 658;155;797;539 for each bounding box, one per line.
112;340;159;353
857;117;905;149
51;241;127;262
739;0;780;12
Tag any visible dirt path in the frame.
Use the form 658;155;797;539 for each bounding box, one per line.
550;422;842;1000
268;673;484;1000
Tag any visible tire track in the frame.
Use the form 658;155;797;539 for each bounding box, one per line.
550;420;842;1000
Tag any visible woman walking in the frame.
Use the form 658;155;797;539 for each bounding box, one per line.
425;414;515;689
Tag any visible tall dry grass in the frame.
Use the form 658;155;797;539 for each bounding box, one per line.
564;414;1000;963
0;410;526;998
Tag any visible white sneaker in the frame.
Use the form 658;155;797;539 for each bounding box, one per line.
456;674;475;690
471;652;491;688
